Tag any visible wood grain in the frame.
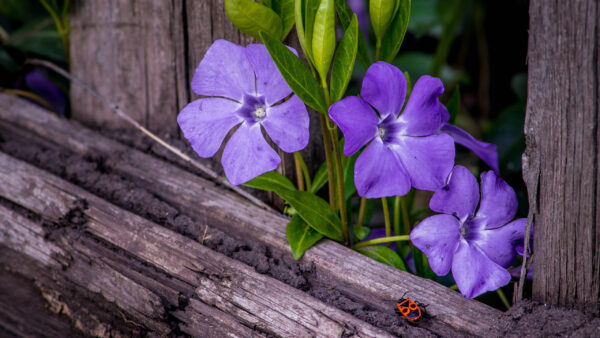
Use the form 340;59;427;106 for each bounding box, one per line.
69;0;184;136
525;0;600;312
0;93;502;336
0;151;394;337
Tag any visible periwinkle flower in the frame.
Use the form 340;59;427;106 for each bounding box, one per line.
329;61;455;198
410;165;526;299
178;40;309;185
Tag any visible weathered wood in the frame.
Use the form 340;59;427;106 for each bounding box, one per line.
525;0;600;312
0;150;394;337
69;0;185;136
0;93;502;336
0;268;86;338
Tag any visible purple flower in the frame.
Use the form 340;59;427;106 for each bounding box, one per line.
410;165;526;298
177;40;309;185
25;70;68;116
439;122;499;173
329;61;455;198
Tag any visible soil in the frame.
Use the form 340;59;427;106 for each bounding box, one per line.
1;125;598;337
489;300;600;337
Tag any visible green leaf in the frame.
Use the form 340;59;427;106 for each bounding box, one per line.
276;189;344;242
270;0;295;39
380;0;411;62
304;0;321;62
286;214;323;259
330;15;358;103
446;85;460;124
358;246;407;271
244;171;296;192
310;161;328;193
311;0;335;81
7;27;66;62
412;246;434;278
261;32;328;113
225;0;283;40
369;0;397;43
294;0;310;62
334;0;370;69
353;225;370;241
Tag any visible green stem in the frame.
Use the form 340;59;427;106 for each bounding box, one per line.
393;196;402;252
400;196;411;235
496;288;511;310
294;152;311;192
449;284;458;291
322;79;349;245
353;235;411;250
293;153;305;191
375;39;382;61
393;196;401;235
382;197;391;247
319;114;336;210
357;197;367;227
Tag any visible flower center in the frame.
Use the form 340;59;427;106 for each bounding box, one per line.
254;106;266;119
378;126;386;138
235;94;268;124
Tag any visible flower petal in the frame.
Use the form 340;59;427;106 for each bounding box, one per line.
440;124;499;173
177;98;242;157
473;218;527;268
191;40;254;101
394;133;455;191
410;214;461;276
245;44;294;105
360;62;407;117
452;240;511;299
398;76;447;136
262;95;310;153
429;165;479;219
329;96;379;156
475;171;518;229
354;139;410;198
222;124;280;185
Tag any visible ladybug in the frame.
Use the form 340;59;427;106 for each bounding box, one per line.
395;295;423;323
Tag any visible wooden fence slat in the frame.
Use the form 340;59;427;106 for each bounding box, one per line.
0;150;395;337
69;0;185;135
525;0;600;312
0;93;502;336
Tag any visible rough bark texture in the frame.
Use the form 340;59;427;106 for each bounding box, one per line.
0;94;503;336
525;0;600;312
0;149;394;338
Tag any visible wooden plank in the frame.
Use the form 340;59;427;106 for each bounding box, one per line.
0;151;394;338
69;0;184;135
525;0;600;311
0;93;502;336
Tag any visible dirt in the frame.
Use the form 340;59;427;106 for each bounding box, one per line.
489;300;600;337
2;126;597;337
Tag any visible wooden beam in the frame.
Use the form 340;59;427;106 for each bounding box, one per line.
0;93;502;335
0;151;394;337
525;0;600;312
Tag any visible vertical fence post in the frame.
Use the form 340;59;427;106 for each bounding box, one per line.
524;0;599;313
